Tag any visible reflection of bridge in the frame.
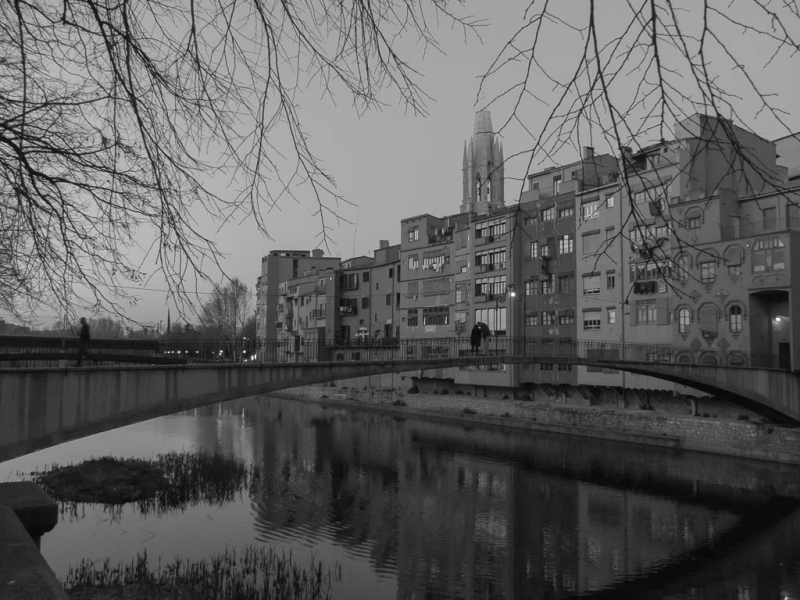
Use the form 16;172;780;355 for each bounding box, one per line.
2;336;800;461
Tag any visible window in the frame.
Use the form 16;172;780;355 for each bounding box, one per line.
698;304;719;339
559;207;574;219
583;232;601;255
541;242;551;258
637;300;657;324
475;218;507;239
583;313;601;330
583;274;600;295
676;253;690;282
475;307;506;334
530;241;538;258
582;202;599;220
362;272;370;282
558;276;574;293
700;262;716;283
525;280;536;296
525;314;538;326
541;311;554;326
385;294;391;306
607;308;616;324
341;273;359;290
475;275;507;296
407;309;418;327
361;297;369;309
686;210;702;229
542;207;555;221
606;273;616;289
558;234;574;254
554;176;562;194
678;307;691;334
606;195;615;208
729;305;743;333
559;310;575;325
528;177;539;192
408;227;419;242
408;256;419;270
558;363;572;372
540;363;554;372
422;306;449;326
753;237;786;272
540;277;554;295
455;285;464;303
388;267;393;278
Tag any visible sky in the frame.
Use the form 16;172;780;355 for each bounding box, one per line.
14;1;800;329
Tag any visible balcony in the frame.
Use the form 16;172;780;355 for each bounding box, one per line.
338;305;357;316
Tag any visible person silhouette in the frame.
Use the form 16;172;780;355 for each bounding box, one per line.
470;323;482;354
77;317;90;366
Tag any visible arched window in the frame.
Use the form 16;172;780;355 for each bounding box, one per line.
675;253;690;282
676;352;693;364
724;245;744;277
700;352;719;365
698;304;719;339
686;208;702;229
677;307;691;334
727;352;747;367
487;179;492;204
476;174;482;203
729;305;743;333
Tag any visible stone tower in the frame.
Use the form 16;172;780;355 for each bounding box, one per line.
461;109;505;214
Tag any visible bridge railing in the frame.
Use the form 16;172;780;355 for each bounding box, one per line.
0;335;165;367
238;336;781;370
0;334;784;370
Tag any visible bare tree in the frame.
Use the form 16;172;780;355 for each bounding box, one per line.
0;0;477;320
480;1;799;297
198;277;251;343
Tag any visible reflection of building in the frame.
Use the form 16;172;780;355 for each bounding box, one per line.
245;399;760;599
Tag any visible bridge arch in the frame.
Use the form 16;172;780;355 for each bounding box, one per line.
2;353;800;462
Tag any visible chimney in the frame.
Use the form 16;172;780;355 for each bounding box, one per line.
583;146;594;160
379;240;389;249
311;249;324;258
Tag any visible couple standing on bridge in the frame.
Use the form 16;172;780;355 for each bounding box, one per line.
470;322;489;354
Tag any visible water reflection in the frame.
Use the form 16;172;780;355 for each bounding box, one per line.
3;394;800;599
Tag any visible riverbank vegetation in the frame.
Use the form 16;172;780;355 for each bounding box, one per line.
64;547;342;600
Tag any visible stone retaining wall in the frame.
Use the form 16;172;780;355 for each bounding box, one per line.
283;383;800;464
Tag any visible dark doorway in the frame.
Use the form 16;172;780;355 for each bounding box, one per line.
779;343;791;370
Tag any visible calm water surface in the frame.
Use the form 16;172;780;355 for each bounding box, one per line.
3;394;800;599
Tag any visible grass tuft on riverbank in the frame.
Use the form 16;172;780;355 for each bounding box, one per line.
64;547;342;600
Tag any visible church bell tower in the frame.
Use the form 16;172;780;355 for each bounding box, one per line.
461;109;504;214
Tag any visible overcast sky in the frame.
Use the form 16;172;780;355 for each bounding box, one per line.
20;1;800;329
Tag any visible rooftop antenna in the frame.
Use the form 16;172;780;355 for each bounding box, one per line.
352;207;360;257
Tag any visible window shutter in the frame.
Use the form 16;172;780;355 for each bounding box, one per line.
630;304;638;327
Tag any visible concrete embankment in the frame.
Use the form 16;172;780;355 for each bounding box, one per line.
280;382;800;465
0;483;65;600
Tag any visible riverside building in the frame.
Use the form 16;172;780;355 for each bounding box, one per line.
255;111;800;401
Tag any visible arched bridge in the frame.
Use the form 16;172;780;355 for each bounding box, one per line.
1;336;799;462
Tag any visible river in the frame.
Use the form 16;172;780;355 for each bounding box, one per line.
3;394;800;599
